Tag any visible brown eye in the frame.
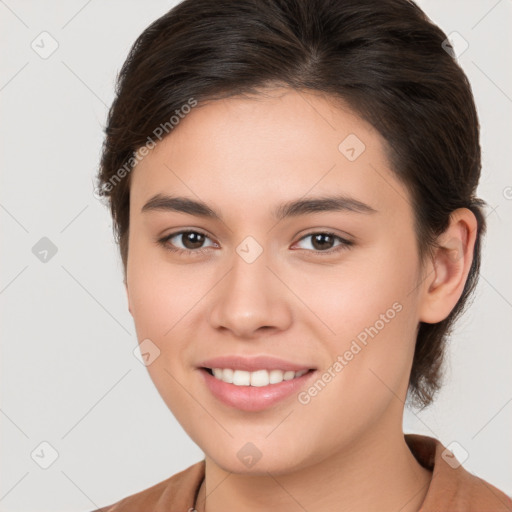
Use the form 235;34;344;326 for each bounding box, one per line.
158;230;217;255
178;231;206;249
311;233;336;250
294;231;353;254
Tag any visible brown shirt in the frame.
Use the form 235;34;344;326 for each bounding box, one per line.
92;434;512;511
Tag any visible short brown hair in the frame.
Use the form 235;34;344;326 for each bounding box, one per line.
96;0;487;409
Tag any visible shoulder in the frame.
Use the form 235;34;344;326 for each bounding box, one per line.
89;459;205;512
405;434;512;511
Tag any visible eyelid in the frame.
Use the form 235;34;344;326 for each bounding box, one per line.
159;229;218;250
294;227;354;243
291;230;354;253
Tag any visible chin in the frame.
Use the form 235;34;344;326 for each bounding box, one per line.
205;445;312;476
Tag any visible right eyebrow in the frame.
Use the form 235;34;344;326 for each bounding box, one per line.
141;194;221;219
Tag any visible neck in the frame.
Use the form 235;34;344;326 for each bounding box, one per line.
196;420;432;512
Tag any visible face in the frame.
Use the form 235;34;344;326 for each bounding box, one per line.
125;88;427;474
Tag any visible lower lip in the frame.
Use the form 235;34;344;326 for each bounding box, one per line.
198;368;316;412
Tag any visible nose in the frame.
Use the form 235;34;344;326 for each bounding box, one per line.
208;245;293;339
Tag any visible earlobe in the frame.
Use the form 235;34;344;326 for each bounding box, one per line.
419;208;477;324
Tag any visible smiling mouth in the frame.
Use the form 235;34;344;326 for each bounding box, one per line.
201;367;315;387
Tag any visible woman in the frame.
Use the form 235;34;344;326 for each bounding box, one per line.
93;0;512;510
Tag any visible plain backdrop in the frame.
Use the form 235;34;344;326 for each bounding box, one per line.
1;1;511;510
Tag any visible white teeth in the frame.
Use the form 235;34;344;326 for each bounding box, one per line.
221;368;234;383
269;369;285;384
250;369;269;387
232;370;251;386
210;368;309;386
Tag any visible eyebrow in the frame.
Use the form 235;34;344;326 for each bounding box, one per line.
141;193;378;220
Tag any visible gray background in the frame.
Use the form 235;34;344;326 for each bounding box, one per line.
1;0;511;510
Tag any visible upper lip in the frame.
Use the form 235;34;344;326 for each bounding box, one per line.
198;355;315;372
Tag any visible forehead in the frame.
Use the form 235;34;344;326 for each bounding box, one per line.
129;88;411;223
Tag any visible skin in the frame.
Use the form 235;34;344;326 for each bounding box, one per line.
124;87;477;512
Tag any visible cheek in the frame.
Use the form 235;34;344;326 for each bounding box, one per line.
290;246;417;338
290;244;419;394
127;242;211;336
126;249;205;419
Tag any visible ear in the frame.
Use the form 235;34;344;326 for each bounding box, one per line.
418;208;478;324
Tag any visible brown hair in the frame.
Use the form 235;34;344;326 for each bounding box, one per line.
96;0;487;409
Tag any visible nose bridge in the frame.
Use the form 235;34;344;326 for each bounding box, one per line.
208;236;292;337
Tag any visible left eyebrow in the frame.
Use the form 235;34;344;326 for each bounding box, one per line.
140;193;378;220
273;194;378;220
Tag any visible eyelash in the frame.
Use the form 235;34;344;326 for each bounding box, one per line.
157;229;354;258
